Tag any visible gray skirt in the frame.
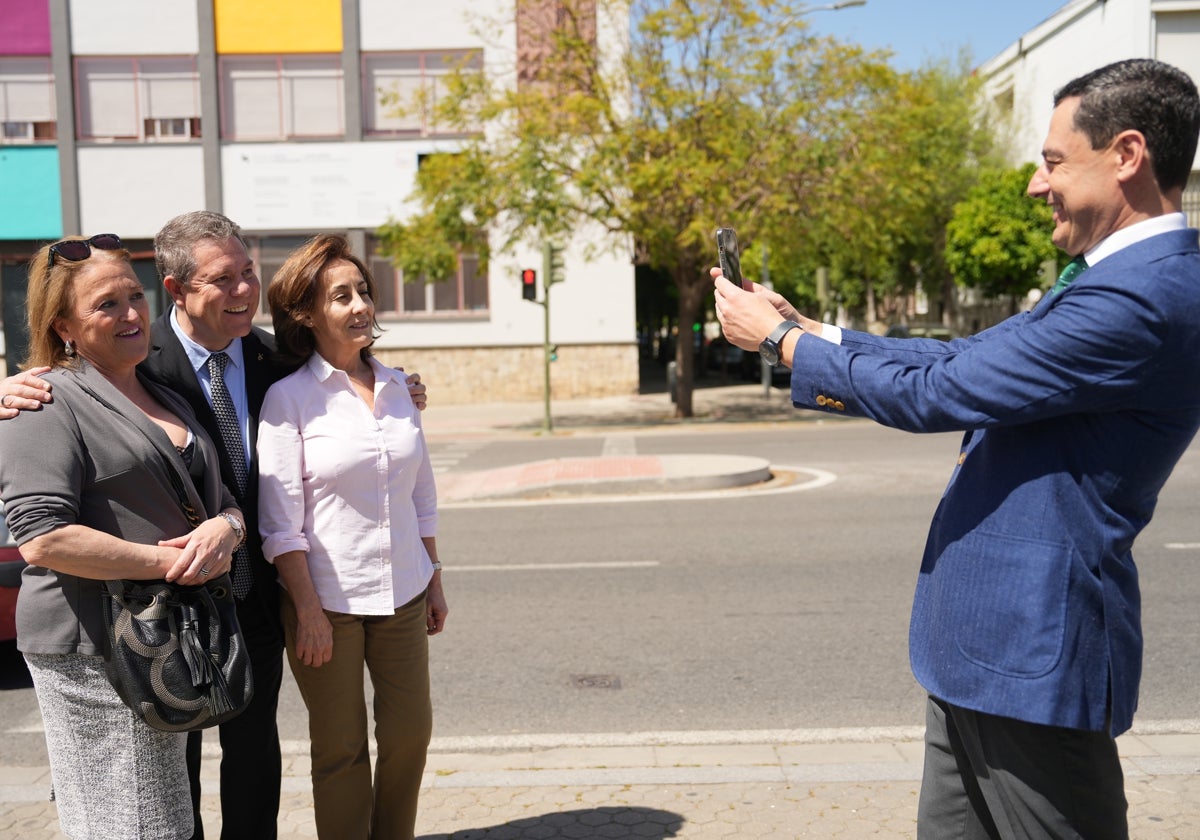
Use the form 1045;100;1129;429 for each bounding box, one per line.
24;652;192;840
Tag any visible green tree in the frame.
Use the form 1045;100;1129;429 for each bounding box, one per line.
376;0;898;417
765;57;998;328
945;163;1057;313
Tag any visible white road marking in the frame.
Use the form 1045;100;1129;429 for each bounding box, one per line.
448;561;659;572
601;435;637;457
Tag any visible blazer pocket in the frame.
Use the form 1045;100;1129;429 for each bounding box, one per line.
942;530;1071;679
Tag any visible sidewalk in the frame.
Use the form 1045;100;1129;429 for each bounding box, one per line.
419;380;809;440
3;727;1200;838
4;384;1200;838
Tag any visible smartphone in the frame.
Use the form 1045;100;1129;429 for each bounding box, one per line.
716;227;748;290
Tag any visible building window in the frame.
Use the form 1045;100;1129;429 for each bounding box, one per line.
75;57;200;142
221;55;343;140
362;51;482;138
245;235;311;319
366;235;488;316
1156;11;1200;105
0;57;56;145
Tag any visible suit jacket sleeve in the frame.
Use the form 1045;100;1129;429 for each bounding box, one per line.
791;254;1185;433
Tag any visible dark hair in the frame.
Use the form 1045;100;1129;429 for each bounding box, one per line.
267;234;382;366
154;210;248;286
1055;59;1200;192
24;238;133;369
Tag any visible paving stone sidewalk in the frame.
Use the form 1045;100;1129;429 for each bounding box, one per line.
4;730;1200;838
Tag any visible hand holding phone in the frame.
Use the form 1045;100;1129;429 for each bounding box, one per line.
716;227;748;290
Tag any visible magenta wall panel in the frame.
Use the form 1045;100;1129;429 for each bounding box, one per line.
0;0;52;54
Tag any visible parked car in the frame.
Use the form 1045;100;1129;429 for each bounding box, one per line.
705;337;758;380
0;503;24;643
884;323;959;341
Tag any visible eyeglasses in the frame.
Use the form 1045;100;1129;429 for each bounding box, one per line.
45;234;123;281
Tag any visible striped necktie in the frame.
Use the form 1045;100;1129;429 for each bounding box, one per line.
1048;255;1087;297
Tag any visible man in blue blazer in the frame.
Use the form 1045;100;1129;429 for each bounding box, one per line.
715;59;1200;839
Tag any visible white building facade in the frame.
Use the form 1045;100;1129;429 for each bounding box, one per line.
978;0;1200;227
0;0;638;404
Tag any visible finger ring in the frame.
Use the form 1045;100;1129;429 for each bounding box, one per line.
1;395;9;408
199;568;210;577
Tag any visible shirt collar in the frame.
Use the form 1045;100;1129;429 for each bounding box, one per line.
168;306;245;374
306;352;401;386
1085;212;1187;267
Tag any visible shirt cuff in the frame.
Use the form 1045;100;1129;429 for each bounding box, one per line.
820;324;842;345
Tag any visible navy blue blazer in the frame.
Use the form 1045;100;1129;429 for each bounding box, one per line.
790;228;1200;734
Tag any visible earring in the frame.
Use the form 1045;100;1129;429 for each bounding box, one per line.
64;339;75;358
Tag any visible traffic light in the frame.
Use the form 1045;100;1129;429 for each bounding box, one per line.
543;243;565;286
521;268;537;301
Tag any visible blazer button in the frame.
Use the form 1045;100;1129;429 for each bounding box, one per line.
957;452;967;465
816;395;828;406
833;401;845;411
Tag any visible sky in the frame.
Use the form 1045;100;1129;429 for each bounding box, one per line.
801;0;1068;70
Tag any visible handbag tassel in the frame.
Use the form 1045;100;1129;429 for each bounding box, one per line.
178;604;213;690
205;657;237;716
177;601;237;714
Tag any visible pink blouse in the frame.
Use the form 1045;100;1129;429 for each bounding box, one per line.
257;354;437;615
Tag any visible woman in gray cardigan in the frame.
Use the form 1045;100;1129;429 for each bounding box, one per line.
0;235;245;839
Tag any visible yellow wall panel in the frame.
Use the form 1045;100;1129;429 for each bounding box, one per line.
215;0;343;54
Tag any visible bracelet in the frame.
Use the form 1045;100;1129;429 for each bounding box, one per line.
430;560;442;571
218;512;246;549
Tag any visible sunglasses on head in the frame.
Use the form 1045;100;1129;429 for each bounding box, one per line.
45;234;123;280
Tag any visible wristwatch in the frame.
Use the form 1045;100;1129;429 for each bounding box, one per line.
759;320;802;366
219;512;246;549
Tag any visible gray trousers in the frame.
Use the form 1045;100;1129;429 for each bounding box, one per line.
918;695;1128;840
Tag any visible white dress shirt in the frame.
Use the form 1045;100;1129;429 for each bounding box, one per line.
256;353;438;615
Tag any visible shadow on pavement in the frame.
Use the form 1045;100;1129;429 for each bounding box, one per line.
419;806;684;839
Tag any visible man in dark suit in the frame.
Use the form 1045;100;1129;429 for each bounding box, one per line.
715;59;1200;839
142;211;426;840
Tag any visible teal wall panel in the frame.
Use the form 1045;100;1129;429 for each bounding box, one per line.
0;147;62;240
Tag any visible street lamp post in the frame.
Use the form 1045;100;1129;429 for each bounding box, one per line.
784;0;867;25
803;0;867;13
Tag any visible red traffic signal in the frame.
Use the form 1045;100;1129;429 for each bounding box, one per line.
522;268;537;300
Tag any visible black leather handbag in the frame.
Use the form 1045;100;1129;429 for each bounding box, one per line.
101;572;253;731
86;381;254;732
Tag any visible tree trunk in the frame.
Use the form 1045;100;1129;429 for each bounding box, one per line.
672;266;707;418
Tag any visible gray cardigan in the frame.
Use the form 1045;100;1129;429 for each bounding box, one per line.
0;360;238;655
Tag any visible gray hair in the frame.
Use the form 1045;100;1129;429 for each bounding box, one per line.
154;210;248;286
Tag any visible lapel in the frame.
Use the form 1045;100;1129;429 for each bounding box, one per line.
143;309;245;501
144;310;217;431
68;359;207;516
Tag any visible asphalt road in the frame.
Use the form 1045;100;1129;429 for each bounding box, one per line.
3;421;1199;764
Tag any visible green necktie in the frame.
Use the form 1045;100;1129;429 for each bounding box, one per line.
1048;255;1087;297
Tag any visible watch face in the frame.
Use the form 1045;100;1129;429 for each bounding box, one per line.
759;339;780;366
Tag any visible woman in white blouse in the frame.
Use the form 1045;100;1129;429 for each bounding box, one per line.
256;234;447;840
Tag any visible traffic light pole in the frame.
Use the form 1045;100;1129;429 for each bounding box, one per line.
521;244;564;433
540;265;552;432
